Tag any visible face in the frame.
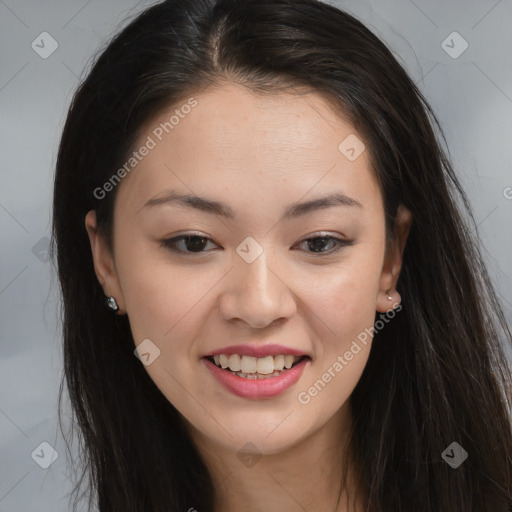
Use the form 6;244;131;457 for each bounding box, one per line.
86;83;411;456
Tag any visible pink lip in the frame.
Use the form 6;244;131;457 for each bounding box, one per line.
204;343;310;358
203;356;309;399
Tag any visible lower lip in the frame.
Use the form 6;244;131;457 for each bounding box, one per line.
203;357;309;399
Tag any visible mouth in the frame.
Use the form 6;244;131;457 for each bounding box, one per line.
204;354;310;380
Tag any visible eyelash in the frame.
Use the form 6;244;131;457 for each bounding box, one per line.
160;232;354;256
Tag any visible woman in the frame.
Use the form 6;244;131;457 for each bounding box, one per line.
51;0;512;510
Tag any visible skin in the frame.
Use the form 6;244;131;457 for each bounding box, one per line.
85;82;412;511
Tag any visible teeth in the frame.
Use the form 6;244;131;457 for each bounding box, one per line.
240;355;257;373
210;354;304;374
274;355;285;371
233;369;287;379
256;356;274;375
228;354;241;371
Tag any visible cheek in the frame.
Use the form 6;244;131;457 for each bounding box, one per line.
114;244;200;344
116;249;232;360
295;263;378;418
305;253;382;346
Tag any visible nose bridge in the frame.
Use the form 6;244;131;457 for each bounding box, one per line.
240;248;274;293
220;241;296;327
236;245;278;301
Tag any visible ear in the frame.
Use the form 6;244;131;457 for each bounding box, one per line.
85;210;126;314
376;204;413;313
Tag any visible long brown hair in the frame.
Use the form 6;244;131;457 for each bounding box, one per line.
52;0;512;510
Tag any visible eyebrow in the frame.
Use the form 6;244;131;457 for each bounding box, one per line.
142;190;362;219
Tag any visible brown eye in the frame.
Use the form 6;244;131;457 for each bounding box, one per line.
295;236;354;255
161;235;219;254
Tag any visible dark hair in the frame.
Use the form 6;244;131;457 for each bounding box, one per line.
51;0;512;510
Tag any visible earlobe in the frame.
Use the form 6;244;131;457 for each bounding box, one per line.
376;204;413;313
84;210;126;314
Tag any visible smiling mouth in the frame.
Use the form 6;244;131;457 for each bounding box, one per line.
205;354;310;379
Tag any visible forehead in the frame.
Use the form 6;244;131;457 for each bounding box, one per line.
114;82;380;215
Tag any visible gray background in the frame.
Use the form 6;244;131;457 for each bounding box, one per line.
1;0;511;510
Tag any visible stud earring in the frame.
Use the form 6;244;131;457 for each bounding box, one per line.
106;296;119;312
386;290;393;301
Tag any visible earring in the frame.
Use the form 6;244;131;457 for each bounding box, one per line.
106;296;119;312
386;290;393;301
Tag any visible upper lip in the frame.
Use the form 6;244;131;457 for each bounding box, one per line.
204;343;311;358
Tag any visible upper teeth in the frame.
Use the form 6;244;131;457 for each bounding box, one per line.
213;354;302;374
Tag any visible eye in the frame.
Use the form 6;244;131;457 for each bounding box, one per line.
294;234;354;255
160;234;219;254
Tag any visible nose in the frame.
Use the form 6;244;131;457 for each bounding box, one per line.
219;248;297;329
